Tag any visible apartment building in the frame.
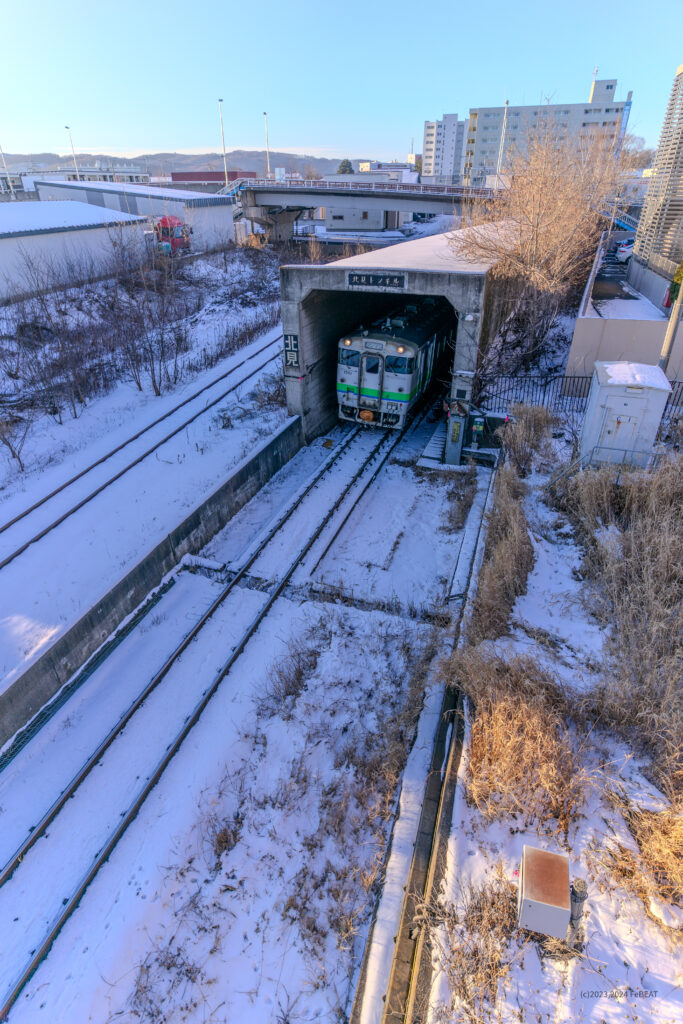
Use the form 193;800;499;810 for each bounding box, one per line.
463;79;632;185
421;114;466;183
629;65;683;308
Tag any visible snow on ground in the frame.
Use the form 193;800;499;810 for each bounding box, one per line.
0;343;289;691
4;427;478;1023
428;468;683;1024
0;246;281;492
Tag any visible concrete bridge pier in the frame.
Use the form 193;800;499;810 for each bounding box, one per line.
243;205;304;242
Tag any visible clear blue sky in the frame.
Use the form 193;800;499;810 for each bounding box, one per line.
2;0;680;159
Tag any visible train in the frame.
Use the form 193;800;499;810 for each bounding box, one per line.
336;298;454;428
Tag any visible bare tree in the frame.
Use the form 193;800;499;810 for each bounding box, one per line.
0;408;34;472
451;125;624;382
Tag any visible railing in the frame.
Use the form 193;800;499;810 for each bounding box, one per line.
238;178;494;200
550;445;666;486
477;373;683;438
476;374;593;412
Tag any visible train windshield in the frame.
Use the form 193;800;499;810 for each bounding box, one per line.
338;348;361;367
385;355;415;375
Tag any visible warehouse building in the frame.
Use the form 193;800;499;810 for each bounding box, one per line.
0;201;146;300
33;179;234;249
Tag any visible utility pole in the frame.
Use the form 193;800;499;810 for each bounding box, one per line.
65;126;81;180
218;98;228;188
659;262;683;372
263;111;271;178
0;143;16;199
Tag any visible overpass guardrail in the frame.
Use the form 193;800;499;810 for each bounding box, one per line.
238;178;495;200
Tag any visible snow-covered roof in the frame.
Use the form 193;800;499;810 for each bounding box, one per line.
0;200;146;240
34;178;234;207
594;361;672;391
328;228;497;275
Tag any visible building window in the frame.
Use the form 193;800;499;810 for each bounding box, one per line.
361;211;368;220
332;215;343;221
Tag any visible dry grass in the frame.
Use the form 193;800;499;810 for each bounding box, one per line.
555;455;683;794
469;465;534;643
496;403;558;477
441;462;478;533
444;649;585;836
260;638;320;718
599;787;683;922
420;862;522;1024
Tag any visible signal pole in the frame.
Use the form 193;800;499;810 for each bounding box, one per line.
65;126;81;180
263;111;271;178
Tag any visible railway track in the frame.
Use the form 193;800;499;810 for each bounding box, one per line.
349;467;496;1024
0;409;424;1021
0;333;283;571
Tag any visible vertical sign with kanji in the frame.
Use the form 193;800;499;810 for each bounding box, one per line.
284;333;299;368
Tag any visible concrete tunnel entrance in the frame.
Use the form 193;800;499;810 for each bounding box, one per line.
279;231;495;445
295;289;457;434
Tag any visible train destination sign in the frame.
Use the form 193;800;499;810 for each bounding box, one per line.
347;272;405;289
284;333;299;367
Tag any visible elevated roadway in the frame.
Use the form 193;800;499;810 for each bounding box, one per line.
237;178;495;240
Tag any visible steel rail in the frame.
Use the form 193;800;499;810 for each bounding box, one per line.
0;424;362;888
0;420;411;1022
0;334;283;539
0;346;283;572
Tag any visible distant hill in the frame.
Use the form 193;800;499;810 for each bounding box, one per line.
4;150;370;176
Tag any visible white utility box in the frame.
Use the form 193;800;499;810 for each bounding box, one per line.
580;361;671;466
517;845;570;939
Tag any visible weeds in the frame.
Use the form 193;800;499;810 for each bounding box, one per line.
555;455;683;793
420;862;522;1024
441;463;478;533
469;465;534;643
444;649;585;836
260;637;320;718
496;403;558;477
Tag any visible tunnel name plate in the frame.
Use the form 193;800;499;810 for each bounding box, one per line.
347;272;405;289
284;333;299;367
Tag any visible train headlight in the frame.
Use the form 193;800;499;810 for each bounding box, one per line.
397;345;405;353
344;339;351;346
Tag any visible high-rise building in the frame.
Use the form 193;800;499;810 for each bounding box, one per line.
630;64;683;304
463;79;632;186
421;114;466;183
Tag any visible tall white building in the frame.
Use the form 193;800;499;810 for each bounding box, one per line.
422;79;632;188
421;114;466;183
630;64;683;306
463;79;632;185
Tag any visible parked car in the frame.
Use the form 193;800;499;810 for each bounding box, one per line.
616;237;635;263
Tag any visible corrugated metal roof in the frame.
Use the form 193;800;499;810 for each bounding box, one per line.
34;178;234;208
0;200;146;240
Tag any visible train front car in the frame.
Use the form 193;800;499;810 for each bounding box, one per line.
336;300;451;428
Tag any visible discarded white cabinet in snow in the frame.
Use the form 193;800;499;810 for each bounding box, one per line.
517;845;570;939
580;361;671;467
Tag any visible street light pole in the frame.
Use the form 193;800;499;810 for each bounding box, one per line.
64;126;80;180
218;98;228;189
659;264;683;373
263;111;271;178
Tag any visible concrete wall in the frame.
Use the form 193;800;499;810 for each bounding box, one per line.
0;222;147;301
0;418;303;748
628;259;671;312
279;264;487;441
566;314;683;380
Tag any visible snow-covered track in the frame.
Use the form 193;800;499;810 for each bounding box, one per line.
0;413;424;1021
0;335;283;572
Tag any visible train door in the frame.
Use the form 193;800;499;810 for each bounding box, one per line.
359;353;383;411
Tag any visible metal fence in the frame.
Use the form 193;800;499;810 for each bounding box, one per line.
477;375;683;426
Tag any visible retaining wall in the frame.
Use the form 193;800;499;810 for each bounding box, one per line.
0;417;303;748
